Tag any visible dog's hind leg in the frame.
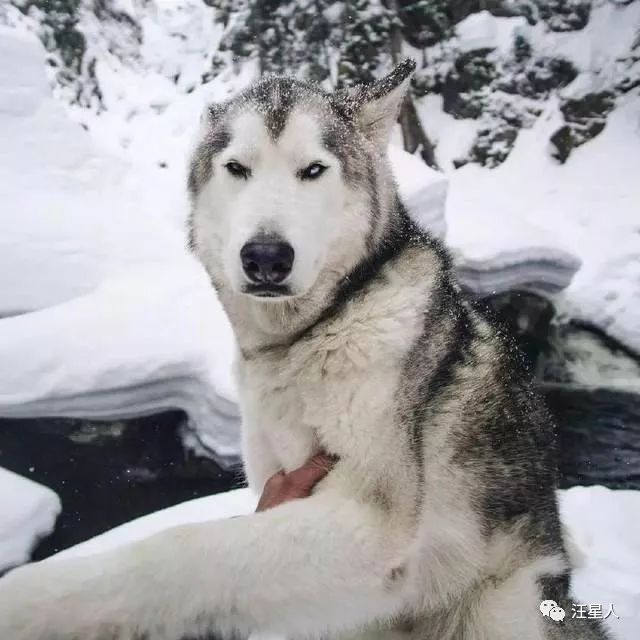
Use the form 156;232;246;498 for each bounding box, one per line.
0;491;411;640
422;559;612;640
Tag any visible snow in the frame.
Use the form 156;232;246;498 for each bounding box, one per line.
561;486;640;640
0;467;61;574
388;144;447;239
0;26;188;315
0;27;241;459
42;485;640;640
455;11;527;56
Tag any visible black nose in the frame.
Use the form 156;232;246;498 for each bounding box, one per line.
240;239;294;284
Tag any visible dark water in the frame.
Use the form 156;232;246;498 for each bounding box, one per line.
0;412;241;560
0;384;639;560
543;384;640;489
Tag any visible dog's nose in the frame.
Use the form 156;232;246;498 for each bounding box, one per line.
240;239;294;284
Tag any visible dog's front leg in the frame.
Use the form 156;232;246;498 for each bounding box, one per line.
0;492;410;640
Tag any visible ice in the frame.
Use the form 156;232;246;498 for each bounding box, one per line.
0;467;61;574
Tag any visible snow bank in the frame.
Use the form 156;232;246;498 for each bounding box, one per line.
445;94;640;348
48;485;640;640
0;28;239;459
0;467;61;573
0;261;240;459
0;26;189;316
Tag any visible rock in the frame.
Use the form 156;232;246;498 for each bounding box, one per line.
562;90;615;122
537;0;591;32
551;92;615;163
469;122;519;167
550;124;575;164
442;48;496;119
480;291;555;368
538;322;640;386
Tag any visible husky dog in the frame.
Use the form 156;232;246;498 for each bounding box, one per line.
0;61;610;640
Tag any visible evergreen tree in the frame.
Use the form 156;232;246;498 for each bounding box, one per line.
337;0;394;87
14;0;86;83
395;0;451;49
212;0;337;83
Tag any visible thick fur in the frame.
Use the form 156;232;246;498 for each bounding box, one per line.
0;61;610;640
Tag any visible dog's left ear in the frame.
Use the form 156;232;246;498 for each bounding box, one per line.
355;59;416;148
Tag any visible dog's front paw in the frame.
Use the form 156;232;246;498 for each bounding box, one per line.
0;559;137;640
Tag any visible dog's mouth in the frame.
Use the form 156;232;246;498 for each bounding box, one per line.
243;283;293;299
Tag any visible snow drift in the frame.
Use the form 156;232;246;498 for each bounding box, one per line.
0;467;60;574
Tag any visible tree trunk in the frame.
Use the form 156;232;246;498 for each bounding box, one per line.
388;1;439;169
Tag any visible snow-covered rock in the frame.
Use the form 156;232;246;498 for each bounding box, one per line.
388;145;448;240
0;262;240;460
43;485;640;640
0;467;61;573
455;11;527;56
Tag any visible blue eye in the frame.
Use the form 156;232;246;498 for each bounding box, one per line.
299;162;328;180
225;161;250;179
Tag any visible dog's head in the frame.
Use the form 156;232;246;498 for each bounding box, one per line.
188;60;415;307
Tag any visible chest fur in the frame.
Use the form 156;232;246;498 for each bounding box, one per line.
237;273;429;477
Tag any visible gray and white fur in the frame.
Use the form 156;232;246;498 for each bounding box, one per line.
0;60;611;640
